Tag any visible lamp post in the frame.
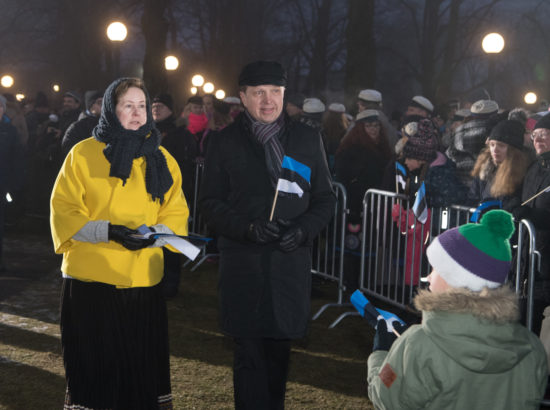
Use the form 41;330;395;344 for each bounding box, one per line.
106;21;127;78
524;92;537;105
481;32;505;99
1;75;14;88
203;82;214;94
191;74;205;96
164;55;179;71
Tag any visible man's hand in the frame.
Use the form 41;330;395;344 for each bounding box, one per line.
246;220;281;244
278;225;306;252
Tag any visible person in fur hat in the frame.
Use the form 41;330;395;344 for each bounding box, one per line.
367;210;547;410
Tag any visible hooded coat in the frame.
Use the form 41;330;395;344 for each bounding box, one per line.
199;113;335;339
367;287;547;410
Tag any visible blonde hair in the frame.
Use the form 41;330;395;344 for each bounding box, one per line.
471;145;529;197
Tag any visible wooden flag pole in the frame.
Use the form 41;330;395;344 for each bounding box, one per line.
269;189;280;221
521;185;550;206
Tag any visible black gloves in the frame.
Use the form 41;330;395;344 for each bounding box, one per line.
512;206;532;222
245;219;307;251
108;224;155;251
279;225;306;252
246;220;281;244
372;319;406;352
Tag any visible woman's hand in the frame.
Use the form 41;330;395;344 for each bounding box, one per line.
108;224;155;250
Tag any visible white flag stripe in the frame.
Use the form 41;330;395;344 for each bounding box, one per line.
277;179;304;197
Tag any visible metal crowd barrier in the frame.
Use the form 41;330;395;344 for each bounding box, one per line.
514;219;541;332
184;161;219;271
311;182;349;321
329;189;540;329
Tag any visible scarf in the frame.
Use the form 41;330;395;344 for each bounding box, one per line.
187;112;209;135
92;78;173;203
244;110;285;186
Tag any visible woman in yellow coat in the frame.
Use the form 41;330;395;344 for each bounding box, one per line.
50;77;189;409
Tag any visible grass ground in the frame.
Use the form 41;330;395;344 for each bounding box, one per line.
0;228;376;409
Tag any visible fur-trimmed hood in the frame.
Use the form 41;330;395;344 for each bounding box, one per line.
413;286;534;373
414;286;519;323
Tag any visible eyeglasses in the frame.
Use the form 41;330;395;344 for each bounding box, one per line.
531;130;550;140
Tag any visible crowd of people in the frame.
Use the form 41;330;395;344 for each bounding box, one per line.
0;58;549;408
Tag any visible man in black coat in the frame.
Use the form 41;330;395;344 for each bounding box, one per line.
61;90;103;156
199;61;335;409
513;114;550;334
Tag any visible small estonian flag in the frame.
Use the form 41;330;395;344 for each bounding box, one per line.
276;156;311;197
412;182;428;224
270;155;312;220
395;161;407;192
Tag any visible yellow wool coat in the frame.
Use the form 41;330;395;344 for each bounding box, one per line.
50;137;189;288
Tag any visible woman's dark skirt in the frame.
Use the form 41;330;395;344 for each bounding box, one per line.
60;278;172;409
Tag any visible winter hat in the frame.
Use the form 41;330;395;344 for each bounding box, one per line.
534;113;550;131
470;99;499;116
85;90;103;111
409;96;434;113
402;121;418;138
0;95;6;113
152;93;174;112
303;98;325;113
356;109;379;123
452;108;470;121
426;210;514;291
238;60;287;87
187;96;203;105
35;91;49;108
402;118;438;162
64;91;81;103
223;96;241;105
488;119;525;150
358;89;382;103
328;103;346;113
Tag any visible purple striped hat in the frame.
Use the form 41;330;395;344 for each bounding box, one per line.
426;210;515;291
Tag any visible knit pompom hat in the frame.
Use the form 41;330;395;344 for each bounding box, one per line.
426;210;515;291
402;118;438;162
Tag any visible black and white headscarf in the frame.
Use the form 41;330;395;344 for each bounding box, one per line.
93;78;173;203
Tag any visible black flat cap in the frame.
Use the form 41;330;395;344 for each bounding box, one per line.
238;60;287;87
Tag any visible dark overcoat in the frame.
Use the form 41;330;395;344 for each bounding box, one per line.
199;113;335;338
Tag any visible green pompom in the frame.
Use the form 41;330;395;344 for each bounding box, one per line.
480;209;515;240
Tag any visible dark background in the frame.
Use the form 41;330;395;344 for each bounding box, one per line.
1;0;549;115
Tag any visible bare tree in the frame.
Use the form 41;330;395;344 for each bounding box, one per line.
345;0;375;106
377;0;502;105
141;0;169;95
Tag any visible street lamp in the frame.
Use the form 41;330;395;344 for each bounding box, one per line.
1;75;14;88
215;89;225;99
203;82;214;94
191;74;205;87
106;21;127;78
481;32;505;99
524;92;537;105
106;22;127;42
165;55;179;71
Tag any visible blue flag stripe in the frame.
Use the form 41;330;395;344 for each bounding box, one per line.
412;182;428;224
282;156;311;183
395;161;407;176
